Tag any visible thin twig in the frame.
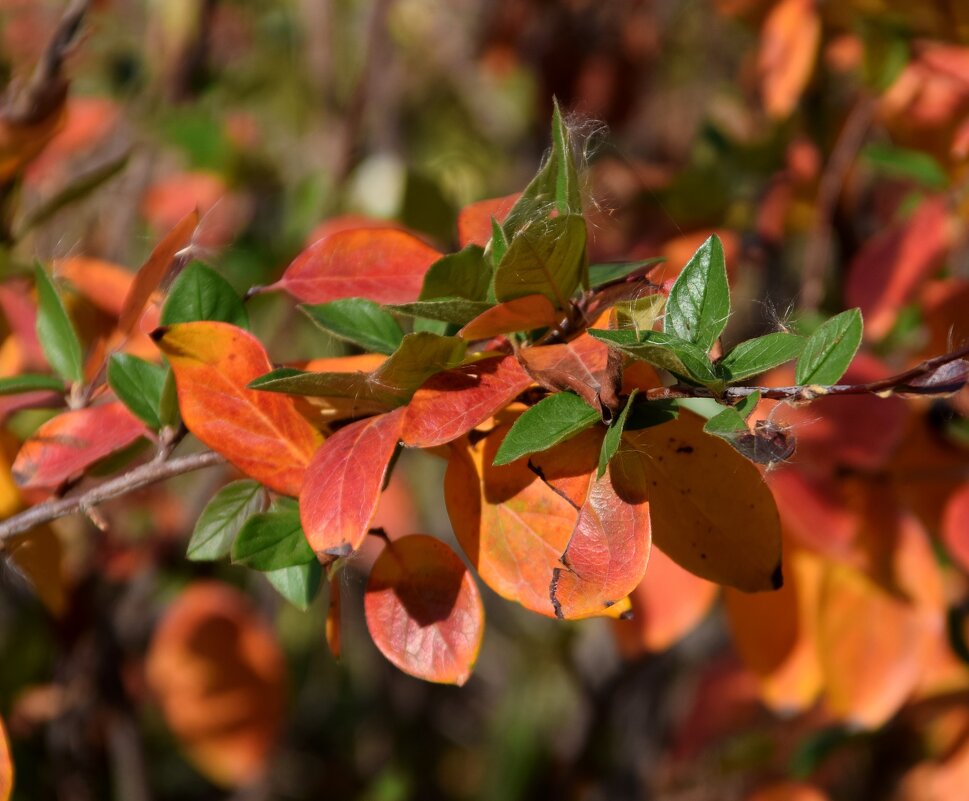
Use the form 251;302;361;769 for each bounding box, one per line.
0;451;224;543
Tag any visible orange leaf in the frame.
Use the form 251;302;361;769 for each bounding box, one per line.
747;782;830;801
845;197;950;341
119;209;200;335
272;228;442;305
12;402;149;489
400;355;532;448
300;408;404;560
614;546;718;654
725;546;823;713
458;294;559;339
457;193;519;248
0;715;10;801
766;467;857;557
155;322;323;496
551;467;651;620
758;0;821;119
364;534;484;685
7;527;66;616
944;483;969;574
518;334;612;409
611;410;782;592
146;581;286;787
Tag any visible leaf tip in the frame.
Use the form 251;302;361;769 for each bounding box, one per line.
771;561;784;591
149;326;169;343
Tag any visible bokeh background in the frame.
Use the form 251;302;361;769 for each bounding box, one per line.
1;1;969;799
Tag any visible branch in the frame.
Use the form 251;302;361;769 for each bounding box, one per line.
0;451;224;543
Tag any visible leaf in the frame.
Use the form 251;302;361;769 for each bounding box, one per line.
232;505;315;570
161;261;249;329
401;355;532;448
795;309;863;385
518;334;613;409
862;143;948;189
597;389;638;479
419;244;491;301
300;409;404;560
119;209;200;335
0;374;63;396
12;402;149;489
365;534;485;685
389;298;492;327
7;526;66;616
704;405;749;437
107;353;168;429
494;392;600;466
590;329;719;387
664;234;730;352
146;582;286;787
589;258;666;288
943;483;969;574
493;214;587;308
718;333;805;383
187;480;266;561
489;217;510;266
154;322;324;496
272;228;442;305
301;298;403;355
845;197;949;340
458;294;559;339
610;410;782;592
758;0;821;118
457;196;519;249
34;264;83;384
550;467;652;620
747;782;831;801
0;715;11;801
249;333;467;407
264;561;323;611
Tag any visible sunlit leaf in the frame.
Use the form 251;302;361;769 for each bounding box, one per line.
457;195;519;249
420;244;492;301
518;333;614;409
758;0;821;118
300;409;404;560
33;264;83;384
154;322;323;496
390;298;492;326
365;534;484;685
12;402;149;489
493;392;599;466
598;389;638;479
590;329;719;387
264;561;323;611
589;258;666;288
795;309;863;385
161;261;249;329
301;298;403;355
718;333;805;383
458;294;558;339
664;234;730;353
0;715;11;801
107;353;168;429
187;480;266;562
232;503;315;570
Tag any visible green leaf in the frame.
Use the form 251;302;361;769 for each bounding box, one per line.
301;298;404;355
187;480;265;561
624;399;679;430
704;406;749;437
493;214;587;308
34;264;84;384
718;333;805;383
161;261;249;328
264;561;324;611
597;389;638;478
159;367;180;429
589;329;720;387
488;217;510;268
862;143;948;189
231;504;315;570
388;298;491;326
734;390;761;419
664;234;730;352
795;309;863;385
589;258;666;288
420;244;491;301
107;354;167;429
250;332;467;405
0;374;64;396
493;391;599;466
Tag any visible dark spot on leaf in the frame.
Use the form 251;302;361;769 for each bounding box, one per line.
149;326;169;342
619;609;635;621
771;561;784;590
675;445;694;454
549;568;564;620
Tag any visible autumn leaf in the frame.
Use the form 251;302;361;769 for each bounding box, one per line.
943;483;969;574
365;534;485;685
747;783;831;801
458;295;559;340
12;402;149;489
0;715;10;801
154;322;323;496
457;193;519;248
766;467;857;557
146;582;286;787
300;408;404;560
7;527;66;616
400;355;532;448
270;228;442;305
519;333;614;412
758;0;821;119
610;410;782;592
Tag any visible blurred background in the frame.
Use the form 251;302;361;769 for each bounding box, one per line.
1;0;969;799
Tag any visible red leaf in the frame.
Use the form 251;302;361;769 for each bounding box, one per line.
12;402;149;489
766;467;857;557
365;534;484;685
146;581;286;787
551;467;651;620
457;193;519;248
518;334;612;409
400;355;532;448
458;294;559;340
845;197;950;341
119;209;200;335
271;228;442;305
300;408;404;560
943;483;969;574
154;322;323;496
